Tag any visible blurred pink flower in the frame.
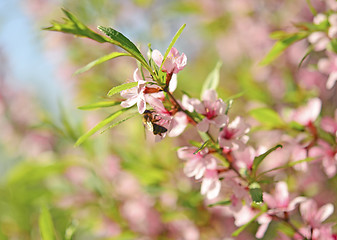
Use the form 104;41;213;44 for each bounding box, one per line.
290;98;322;126
200;160;221;199
300;199;334;228
191;89;228;132
152;47;187;74
218;116;250;151
309;140;337;178
256;182;306;238
232;146;255;170
321;109;337;136
318;51;337;89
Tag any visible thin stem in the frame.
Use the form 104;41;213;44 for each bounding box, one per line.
272;215;307;240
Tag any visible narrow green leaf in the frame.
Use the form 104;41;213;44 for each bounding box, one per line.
249;182;263;203
39;205;56;240
249;108;285;128
75;52;130;74
75;108;129;146
252;144;282;177
78;101;121;110
193;139;210;154
97;26;150;70
260;32;308;66
160;24;186;72
201;61;222;97
107;82;138;97
208;200;231;207
44;9;108;43
100;113;138;133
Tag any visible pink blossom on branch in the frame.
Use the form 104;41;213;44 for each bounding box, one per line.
218;116;250;151
152;47;187;74
321;109;337;136
318;51;337;89
190;89;228;132
290;97;322;126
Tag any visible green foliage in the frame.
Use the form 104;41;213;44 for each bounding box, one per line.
75;52;131;74
201;61;222;97
193;139;211;154
39;205;56;240
260;32;308;66
249;108;285;128
98;26;150;71
44;8;109;43
208;200;231;207
78;100;121;110
75;108;129;146
249;182;263;203
251;144;283;178
160;24;186;72
107;82;138;96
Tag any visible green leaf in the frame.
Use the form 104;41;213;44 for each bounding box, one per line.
201;61;222;98
75;52;130;74
39;205;56;240
44;9;108;43
75;108;129;146
251;144;282;177
97;26;150;70
208;200;231;207
107;82;138;97
260;32;308;66
101;113;138;133
193;139;210;154
249;182;263;203
78;101;121;110
249;108;285;128
160;24;186;72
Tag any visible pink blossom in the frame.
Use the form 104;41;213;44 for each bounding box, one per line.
218;116;250;151
232;146;255;170
309;140;337;178
256;182;306;238
300;199;334;228
120;69;160;114
177;147;217;180
290;98;322;126
191;89;228;132
318;51;337;89
321;109;337;136
152;47;187;74
200;160;221;199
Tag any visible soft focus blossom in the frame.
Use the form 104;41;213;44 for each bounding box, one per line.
321;109;337;136
318;51;337;89
191;89;228;132
256;182;306;238
232;146;255;171
309;140;337;178
200;160;221;199
290;98;322;126
218;116;250;151
152;47;187;74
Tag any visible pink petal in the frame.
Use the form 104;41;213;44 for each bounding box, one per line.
300;200;317;222
212;114;228;128
197;118;210;132
202;89;218;102
275;182;289;207
317;203;334;222
168;112;188;137
168;74;177;92
152;50;163;68
256;214;272;239
121;96;138;108
288;197;306;212
137;96;146;114
326;71;337;89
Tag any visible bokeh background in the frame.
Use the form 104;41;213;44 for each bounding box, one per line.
0;0;336;239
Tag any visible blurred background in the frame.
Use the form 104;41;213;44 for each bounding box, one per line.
0;0;336;239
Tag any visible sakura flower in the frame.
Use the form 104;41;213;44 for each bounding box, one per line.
296;199;335;239
232;146;255;171
191;89;228;132
255;182;306;238
318;51;337;89
308;13;332;52
152;47;187;74
218;116;250;151
321;109;337;136
177;147;217;180
120;69;160;114
200;160;221;199
290;98;322;126
309;140;337;178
